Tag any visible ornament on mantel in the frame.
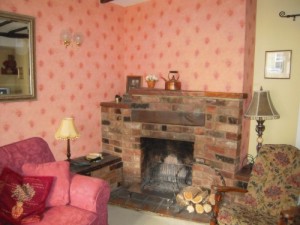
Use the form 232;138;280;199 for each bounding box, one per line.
145;74;158;88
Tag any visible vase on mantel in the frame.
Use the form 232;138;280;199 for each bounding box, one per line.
146;80;156;88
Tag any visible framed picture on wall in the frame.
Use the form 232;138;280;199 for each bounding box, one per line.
126;75;142;92
0;88;10;95
264;50;292;79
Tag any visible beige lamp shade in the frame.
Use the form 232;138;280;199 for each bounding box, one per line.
244;89;280;120
55;117;80;140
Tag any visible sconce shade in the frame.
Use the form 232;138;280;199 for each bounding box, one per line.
73;33;83;46
245;89;280;120
60;29;72;47
60;29;83;47
55;117;79;140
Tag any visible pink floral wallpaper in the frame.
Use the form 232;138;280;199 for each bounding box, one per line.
0;0;255;161
0;0;125;160
124;0;252;92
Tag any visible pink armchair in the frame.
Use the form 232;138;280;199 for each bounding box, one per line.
0;137;110;225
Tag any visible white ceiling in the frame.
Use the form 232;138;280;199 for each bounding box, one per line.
111;0;149;7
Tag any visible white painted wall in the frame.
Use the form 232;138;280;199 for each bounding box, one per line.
249;0;300;156
296;104;300;149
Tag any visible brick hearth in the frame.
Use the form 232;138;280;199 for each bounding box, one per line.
100;89;247;188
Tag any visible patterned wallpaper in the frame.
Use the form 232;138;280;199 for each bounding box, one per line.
124;0;252;92
0;0;125;160
0;0;255;161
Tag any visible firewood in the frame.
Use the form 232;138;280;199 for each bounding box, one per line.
191;194;202;204
203;203;212;213
187;204;195;213
177;186;213;215
183;186;201;201
176;193;189;206
192;190;209;204
208;193;215;205
195;204;204;214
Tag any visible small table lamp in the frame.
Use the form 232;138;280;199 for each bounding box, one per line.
55;117;80;161
244;87;280;152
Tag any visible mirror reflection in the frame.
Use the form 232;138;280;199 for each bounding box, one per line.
0;11;36;101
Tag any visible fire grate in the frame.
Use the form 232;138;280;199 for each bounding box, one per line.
140;137;194;199
142;161;192;196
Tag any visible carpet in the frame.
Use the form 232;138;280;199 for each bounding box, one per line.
108;204;209;225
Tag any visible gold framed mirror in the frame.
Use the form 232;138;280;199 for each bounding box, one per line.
0;11;36;101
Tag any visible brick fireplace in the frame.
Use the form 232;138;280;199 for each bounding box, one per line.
100;89;247;190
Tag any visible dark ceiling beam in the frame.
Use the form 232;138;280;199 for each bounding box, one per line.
0;32;28;38
100;0;114;3
9;26;27;34
0;20;13;27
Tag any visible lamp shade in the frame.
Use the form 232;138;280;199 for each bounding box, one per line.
244;89;280;120
55;117;79;140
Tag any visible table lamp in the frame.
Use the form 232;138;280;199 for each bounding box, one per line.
55;117;80;161
244;87;280;152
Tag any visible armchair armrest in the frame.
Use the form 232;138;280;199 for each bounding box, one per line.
69;174;110;213
212;185;248;193
210;185;248;225
278;206;300;225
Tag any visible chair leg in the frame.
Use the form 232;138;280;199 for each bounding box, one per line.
278;217;287;225
210;191;222;225
210;216;218;225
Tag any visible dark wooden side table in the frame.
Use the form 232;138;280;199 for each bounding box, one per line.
70;152;123;190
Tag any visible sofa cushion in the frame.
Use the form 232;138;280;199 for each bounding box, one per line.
22;161;71;207
0;167;53;224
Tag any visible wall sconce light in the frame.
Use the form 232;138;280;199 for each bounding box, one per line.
60;29;83;47
244;87;280;152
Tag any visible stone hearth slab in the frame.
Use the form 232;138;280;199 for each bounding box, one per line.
109;187;211;224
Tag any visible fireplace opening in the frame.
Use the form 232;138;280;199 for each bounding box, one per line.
141;137;194;197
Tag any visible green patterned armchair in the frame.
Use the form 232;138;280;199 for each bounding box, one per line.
210;144;300;225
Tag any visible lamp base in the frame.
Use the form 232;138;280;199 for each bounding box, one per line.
67;139;71;161
255;118;265;152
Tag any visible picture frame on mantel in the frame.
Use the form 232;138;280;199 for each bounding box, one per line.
264;50;292;79
126;75;142;92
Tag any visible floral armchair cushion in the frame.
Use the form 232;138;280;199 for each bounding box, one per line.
244;144;300;216
218;144;300;225
218;204;277;225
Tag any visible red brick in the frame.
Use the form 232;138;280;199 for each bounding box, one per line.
226;132;241;141
218;108;243;117
206;105;217;113
219;170;235;179
132;129;142;136
101;92;246;189
215;123;240;133
140;96;160;103
206;145;225;154
101;107;109;113
194;127;206;135
122;154;134;162
122;110;131;117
